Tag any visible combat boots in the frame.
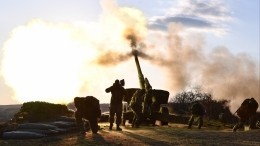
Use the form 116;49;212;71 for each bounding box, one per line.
232;125;238;132
116;124;122;131
188;117;193;129
198;117;203;129
109;124;113;130
233;123;244;132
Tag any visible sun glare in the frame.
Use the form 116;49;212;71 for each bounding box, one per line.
1;19;97;104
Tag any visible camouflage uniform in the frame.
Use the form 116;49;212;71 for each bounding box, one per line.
188;101;205;129
106;79;127;130
130;89;145;128
74;96;101;134
143;78;153;119
233;98;259;132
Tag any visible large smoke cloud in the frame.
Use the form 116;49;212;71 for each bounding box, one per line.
140;23;259;112
97;1;260;111
90;0;260;112
95;14;259;112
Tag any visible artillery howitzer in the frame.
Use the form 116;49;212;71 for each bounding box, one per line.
122;49;170;126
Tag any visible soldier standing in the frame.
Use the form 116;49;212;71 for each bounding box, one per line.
233;97;259;132
130;89;145;128
188;101;205;129
143;78;152;116
106;79;127;131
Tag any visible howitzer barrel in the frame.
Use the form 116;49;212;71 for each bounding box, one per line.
132;50;145;89
122;48;171;125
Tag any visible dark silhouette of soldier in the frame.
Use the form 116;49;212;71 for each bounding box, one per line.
130;89;145;128
150;96;160;126
219;112;228;126
188;101;205;129
233;97;259;132
74;96;101;134
120;79;125;87
106;79;127;131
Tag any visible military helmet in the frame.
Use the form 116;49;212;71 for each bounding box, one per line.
115;79;119;83
120;79;125;86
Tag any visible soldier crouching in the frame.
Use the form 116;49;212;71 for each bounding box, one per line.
188;101;206;129
74;96;101;134
233;97;259;132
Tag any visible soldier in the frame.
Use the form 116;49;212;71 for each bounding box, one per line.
219;112;227;126
143;78;153;121
142;78;153;123
74;96;101;134
233;97;259;132
149;96;161;126
188;101;205;129
144;78;152;91
130;89;145;128
106;79;127;131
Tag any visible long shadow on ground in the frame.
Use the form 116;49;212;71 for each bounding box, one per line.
122;130;177;146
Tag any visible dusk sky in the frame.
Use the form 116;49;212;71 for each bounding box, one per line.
0;0;259;111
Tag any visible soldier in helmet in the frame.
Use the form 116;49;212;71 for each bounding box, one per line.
130;89;145;128
188;101;205;129
106;79;127;131
74;96;101;134
233;97;259;132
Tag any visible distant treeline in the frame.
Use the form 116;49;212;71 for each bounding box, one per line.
168;90;236;123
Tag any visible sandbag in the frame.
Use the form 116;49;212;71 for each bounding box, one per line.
54;127;73;133
49;121;76;128
56;116;76;122
2;131;45;139
190;102;205;116
17;123;58;130
18;129;59;135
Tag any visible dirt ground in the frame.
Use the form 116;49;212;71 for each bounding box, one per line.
1;122;260;146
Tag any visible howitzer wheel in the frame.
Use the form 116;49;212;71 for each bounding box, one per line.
122;111;134;126
160;107;169;126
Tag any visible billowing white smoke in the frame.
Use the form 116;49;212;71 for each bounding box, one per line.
143;23;259;112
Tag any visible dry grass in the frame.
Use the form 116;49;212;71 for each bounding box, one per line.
1;122;260;146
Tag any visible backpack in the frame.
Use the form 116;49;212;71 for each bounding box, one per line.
190;102;205;116
74;96;101;118
85;96;101;118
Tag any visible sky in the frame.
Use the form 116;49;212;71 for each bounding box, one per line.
0;0;259;111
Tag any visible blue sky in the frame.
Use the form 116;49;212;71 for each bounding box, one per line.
0;0;259;106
